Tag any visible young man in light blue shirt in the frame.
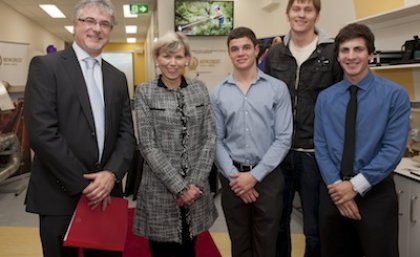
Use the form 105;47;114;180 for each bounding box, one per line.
211;27;293;257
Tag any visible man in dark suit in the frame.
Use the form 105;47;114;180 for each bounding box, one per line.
23;1;135;257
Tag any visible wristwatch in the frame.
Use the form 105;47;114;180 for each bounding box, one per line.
110;172;119;183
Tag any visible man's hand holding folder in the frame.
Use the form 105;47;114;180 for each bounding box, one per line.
63;195;129;252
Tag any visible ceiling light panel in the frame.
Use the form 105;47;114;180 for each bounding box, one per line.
126;26;137;34
39;4;66;18
65;26;74;34
123;5;138;18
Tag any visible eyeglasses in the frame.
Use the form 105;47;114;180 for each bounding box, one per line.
78;17;113;31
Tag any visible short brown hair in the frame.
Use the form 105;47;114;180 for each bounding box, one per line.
335;23;375;55
286;0;321;14
227;27;259;48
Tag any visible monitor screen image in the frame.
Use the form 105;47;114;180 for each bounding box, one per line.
175;1;234;36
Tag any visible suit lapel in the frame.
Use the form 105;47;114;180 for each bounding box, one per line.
61;48;96;131
101;60;113;156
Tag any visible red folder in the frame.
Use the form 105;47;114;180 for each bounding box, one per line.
63;195;129;252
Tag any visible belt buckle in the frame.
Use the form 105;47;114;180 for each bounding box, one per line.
342;176;352;181
241;163;253;171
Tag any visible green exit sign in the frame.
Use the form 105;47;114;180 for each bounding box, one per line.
130;4;149;14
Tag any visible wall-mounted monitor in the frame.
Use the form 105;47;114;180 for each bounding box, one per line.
175;1;234;36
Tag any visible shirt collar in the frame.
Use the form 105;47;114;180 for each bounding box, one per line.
223;68;268;86
157;75;188;89
72;42;102;66
342;71;374;91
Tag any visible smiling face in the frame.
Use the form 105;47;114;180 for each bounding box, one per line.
155;47;190;87
73;4;113;57
337;37;373;84
228;37;259;72
287;0;319;35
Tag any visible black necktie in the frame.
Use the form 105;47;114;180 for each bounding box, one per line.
340;85;358;180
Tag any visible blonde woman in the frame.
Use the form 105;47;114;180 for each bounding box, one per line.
133;31;217;257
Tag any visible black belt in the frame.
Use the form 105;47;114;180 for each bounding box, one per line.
233;160;257;172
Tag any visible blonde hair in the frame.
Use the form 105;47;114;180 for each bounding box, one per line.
153;31;191;59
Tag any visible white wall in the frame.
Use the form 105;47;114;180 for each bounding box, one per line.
150;0;357;89
317;0;356;36
234;0;355;38
145;11;158;81
406;0;420;6
0;1;64;59
162;0;355;39
159;0;356;39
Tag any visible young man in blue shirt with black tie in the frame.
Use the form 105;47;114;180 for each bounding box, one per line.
314;23;410;257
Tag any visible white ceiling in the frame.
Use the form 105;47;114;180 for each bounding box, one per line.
1;0;157;43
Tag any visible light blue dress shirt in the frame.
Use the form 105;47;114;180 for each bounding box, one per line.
73;42;105;161
211;69;293;182
314;71;410;194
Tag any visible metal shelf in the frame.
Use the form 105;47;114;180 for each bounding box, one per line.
370;63;420;70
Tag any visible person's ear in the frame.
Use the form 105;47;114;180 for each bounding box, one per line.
185;56;191;67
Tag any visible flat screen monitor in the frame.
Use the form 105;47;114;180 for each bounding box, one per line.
175;1;234;36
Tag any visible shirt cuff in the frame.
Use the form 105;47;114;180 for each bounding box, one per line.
220;166;238;181
250;168;266;182
350;174;371;196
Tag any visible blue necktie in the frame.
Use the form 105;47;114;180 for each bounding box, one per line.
84;57;104;161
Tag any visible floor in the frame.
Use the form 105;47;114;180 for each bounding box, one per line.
0;173;304;257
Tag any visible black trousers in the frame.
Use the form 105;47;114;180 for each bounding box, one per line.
149;238;196;257
39;215;122;257
319;175;399;257
276;151;321;257
220;165;284;257
148;207;196;257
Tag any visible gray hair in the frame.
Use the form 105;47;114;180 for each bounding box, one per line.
74;0;116;26
153;31;191;59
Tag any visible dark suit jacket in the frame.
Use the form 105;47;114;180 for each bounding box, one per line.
24;47;135;215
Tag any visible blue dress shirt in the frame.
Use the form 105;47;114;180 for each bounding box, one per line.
314;71;410;194
211;69;293;182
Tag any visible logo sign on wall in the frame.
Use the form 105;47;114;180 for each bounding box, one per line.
186;48;231;92
0;41;29;87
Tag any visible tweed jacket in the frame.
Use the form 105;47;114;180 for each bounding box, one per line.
133;76;217;243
